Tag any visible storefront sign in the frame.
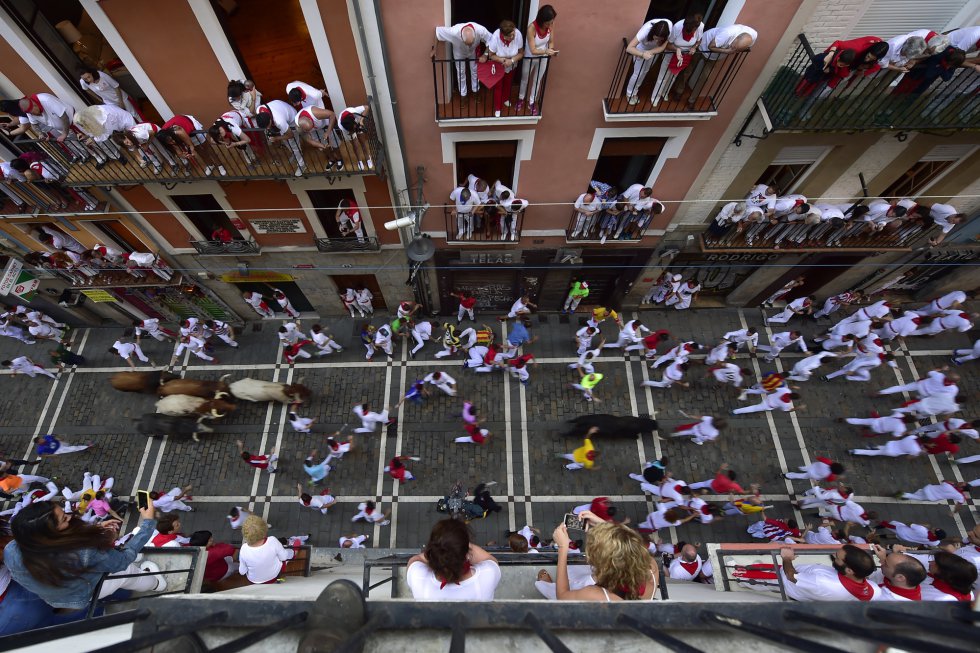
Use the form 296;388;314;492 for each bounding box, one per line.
459;250;521;265
219;271;296;283
81;289;119;303
250;218;307;235
0;258;23;295
10;271;39;300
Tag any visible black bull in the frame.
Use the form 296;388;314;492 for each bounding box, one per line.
136;413;213;441
562;414;658;439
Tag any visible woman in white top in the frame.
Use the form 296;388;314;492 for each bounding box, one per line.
517;5;557;115
79;67;142;120
625;19;672;104
237;515;295;584
406;518;501;601
549;510;660;601
653;14;704;106
483;20;524;117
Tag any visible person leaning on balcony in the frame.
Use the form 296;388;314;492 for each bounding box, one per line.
569;189;601;239
687;25;757;105
208;112;256;167
879;34;927;73
803;36;888;95
338;105;373;170
435;21;492;99
549;510;660;601
157;114;225;177
286;80;327;111
79;66;143;121
707;201;746;238
655;14;704;106
517;4;558;115
893;47;966;96
255;100;303;176
926;203;966;247
295;105;344;172
450;184;480;240
238;515;296;585
336;198;365;242
72;104;133;169
948;26;980;72
406;518;501;601
484;20;525;118
227;79;261;119
1;94;85;162
625;18;672;105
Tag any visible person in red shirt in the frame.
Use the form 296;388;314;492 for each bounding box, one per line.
189;530;239;588
689;463;746;494
156;114;223;176
451;290;478;323
639;330;671;359
235;440;278;474
795;37;887;96
385;455;418;482
921;432;961;456
455;423;491;445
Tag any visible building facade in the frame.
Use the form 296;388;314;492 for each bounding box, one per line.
0;0;977;324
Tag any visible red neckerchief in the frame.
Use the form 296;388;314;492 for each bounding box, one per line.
615;582;646;599
883;579;921;600
930;577;972;601
152;533;180;546
590;497;611;521
500;32;514;45
26;94;43;114
682;26;696;40
364;506;374;514
679;560;700;575
439;561;472;589
533;20;549;39
944;481;967;502
837;573;875;601
258;106;271;117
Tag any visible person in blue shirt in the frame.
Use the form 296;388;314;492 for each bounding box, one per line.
34;434;92;458
303;450;332;486
507;317;538;351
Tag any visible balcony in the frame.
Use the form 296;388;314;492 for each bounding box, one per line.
603;39;749;121
431;50;550;124
566;207;652;243
0;180;102;215
747;34;979;136
12;121;384;187
190;239;261;255
443;206;524;243
701;218;927;253
315;236;381;252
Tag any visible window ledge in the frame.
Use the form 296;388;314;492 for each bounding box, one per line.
603;108;717;122
436;116;543;128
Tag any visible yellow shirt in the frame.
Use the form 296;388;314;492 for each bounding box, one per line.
591;307;618;323
573;439;596;469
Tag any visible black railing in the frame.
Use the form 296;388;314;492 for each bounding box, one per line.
443;206;524;243
759;33;980;132
191;239;262;255
432;48;551;120
702;215;927;251
604;38;750;115
0;179;101;214
315;236;381;252
12;120;384;186
87;547;202;618
566;206;652;242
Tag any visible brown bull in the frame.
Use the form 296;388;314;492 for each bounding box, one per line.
159;374;231;399
110;370;179;394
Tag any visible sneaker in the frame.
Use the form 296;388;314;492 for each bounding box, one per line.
204;165;213;176
504;100;511;108
139;560;168;592
530;104;539;116
218;166;227;176
627;95;639;106
294;166;304;177
494;110;501;118
379;520;390;526
516;100;525;111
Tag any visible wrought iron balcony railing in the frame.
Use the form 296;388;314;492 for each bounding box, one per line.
443;206;524;243
604;38;750;117
752;33;979;134
566;207;652;242
12;120;384;186
702;217;927;252
0;179;101;214
432;50;551;121
315;236;381;252
190;239;261;255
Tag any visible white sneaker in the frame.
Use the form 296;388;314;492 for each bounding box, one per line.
366;159;374;168
504;100;511;108
294;167;304;177
627;95;639;106
218;166;227;176
139;560;168;592
204;166;213;176
494;110;501;118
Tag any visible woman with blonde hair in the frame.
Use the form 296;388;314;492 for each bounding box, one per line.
549;510;659;601
238;515;295;584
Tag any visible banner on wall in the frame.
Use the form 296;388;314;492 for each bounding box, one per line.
219;271;296;283
0;258;23;295
10;271;39;301
81;289;119;303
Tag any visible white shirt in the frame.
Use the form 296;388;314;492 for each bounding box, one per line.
286;81;325;110
112;341;138;359
712;363;743;385
450;186;480;214
423;372;456;387
812;203;843;221
793;352;835;374
634;19;673;51
413;322;433;339
773;194;807;217
338;106;368;136
804;527;842;545
920;577;974;602
20;93;74;137
0;161;26;182
948;26;980;54
9;357;36;372
622;184;655;212
930;204;960;233
524;21;553;56
295;106;329;130
764;387;795;411
355;288;373;304
691;416;717;439
782;565;882;601
435;22;491;55
714;202;746;226
406;559;501;601
916;483;967;504
340;535;368;549
239;538;294;584
932;290;966;310
486;29;524;72
574;193;601;214
41;226;85;253
668;20;704;52
745;184;776;211
258;100;297;135
290;415;314;431
880;33;922;69
129;122;159;144
80;73;123;106
662;360;686;383
698;25;757;58
135;319;162;336
724;328;758;348
78;104;136;143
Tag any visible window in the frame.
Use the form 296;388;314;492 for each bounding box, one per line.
846;0;968;39
171;195;241;241
455;140;519;188
90;221;147;252
644;0;729;28
879;144;976;199
590;137;666;192
451;0;530;32
754;146;829;194
329;274;388;309
307;189;359;239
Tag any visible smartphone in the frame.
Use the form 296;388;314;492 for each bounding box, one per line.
137;490;151;511
564;512;585;532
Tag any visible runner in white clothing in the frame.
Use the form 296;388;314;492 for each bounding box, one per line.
825;352;896;382
351;500;391;525
723;327;758;352
423;371;457;396
4;356;57;379
766;296;812;324
849;435;922;458
708;362;749;388
152;486;193;513
642;360;689;389
352;403;392;433
670;415;723;445
603;319;649;351
899;481;970;512
786;351;837;381
910;310;975;336
705;341;737;365
874;311;923;341
911;418;978;441
878;368;956;398
952;338;980;365
915;290;966;316
844;413;912;438
310;324;343;356
732;387;801;415
110;339;150;369
569;340;604;375
759;330;808;362
876;521;944;546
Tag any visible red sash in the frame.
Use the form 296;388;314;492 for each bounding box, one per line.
837;574;875;601
679;560;700;576
883;580;921;600
930;578;972;601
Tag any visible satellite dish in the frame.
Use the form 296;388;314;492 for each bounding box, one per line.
406;235;435;262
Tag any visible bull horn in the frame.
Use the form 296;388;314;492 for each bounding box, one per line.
216;391;230;399
213;411;226;418
219;374;231;382
192;434;201;443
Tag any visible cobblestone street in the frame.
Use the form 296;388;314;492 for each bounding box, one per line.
1;303;975;551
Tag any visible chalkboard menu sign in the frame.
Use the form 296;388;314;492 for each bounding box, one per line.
451;271;517;310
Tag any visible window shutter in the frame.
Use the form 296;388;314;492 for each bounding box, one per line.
847;0;970;39
920;144;977;162
771;146;829;165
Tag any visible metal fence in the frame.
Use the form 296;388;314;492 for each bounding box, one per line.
12;120;383;186
566;207;652;242
315;236;381;252
759;34;980;132
432;51;552;120
444;206;524;243
604;38;750;115
190;239;262;255
703;216;927;251
0;178;100;214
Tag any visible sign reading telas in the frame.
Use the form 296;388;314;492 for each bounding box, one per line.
249;218;307;235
